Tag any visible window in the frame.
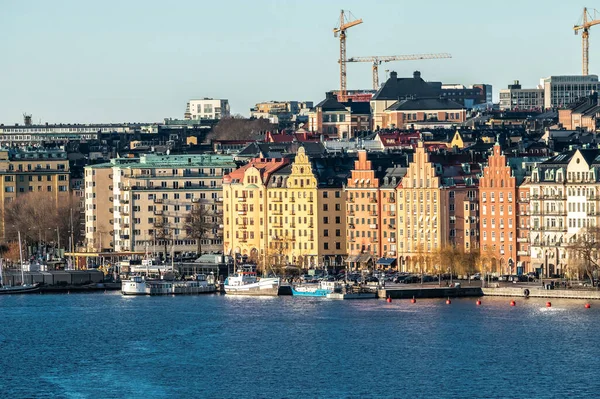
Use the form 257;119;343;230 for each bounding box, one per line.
324;243;329;250
324;229;329;237
323;191;328;198
335;216;341;223
323;217;329;224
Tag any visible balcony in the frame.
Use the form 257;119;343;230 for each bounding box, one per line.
238;197;246;202
348;210;355;216
289;197;295;203
388;198;395;203
517;237;528;243
272;210;283;215
369;211;377;216
216;197;223;202
369;198;378;204
348;224;355;229
307;197;314;203
388;211;396;217
388;238;396;243
369;224;378;229
517;250;530;256
153;222;164;228
154;198;163;204
154;210;163;216
239;225;247;230
272;197;282;203
348;198;355;203
238;210;247;215
120;199;129;204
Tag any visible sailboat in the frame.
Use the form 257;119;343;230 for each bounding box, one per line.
0;231;40;295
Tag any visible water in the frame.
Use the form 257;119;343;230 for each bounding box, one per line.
1;293;599;399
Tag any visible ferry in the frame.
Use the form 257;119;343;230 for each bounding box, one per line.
292;280;340;297
121;274;216;296
224;269;280;296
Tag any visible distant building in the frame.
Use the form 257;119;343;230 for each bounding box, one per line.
185;98;230;120
499;80;544;111
0;123;140;145
307;93;371;138
541;75;600;109
250;101;313;124
381;98;466;129
558;93;600;131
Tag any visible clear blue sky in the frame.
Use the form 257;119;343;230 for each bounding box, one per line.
0;0;591;124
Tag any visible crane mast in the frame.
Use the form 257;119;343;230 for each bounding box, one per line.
333;10;362;101
574;7;600;76
347;53;452;89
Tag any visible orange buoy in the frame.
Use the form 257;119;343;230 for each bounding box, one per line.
446;298;451;305
585;303;591;309
510;300;516;307
546;302;552;308
476;300;482;306
410;297;416;304
386;297;392;303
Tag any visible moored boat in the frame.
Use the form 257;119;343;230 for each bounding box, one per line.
224;270;280;296
292;280;340;297
121;274;217;296
326;284;377;300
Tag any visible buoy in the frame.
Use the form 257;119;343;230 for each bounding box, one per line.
585;303;591;309
446;298;451;305
546;302;552;308
410;297;416;304
510;300;516;307
476;300;482;306
386;297;392;303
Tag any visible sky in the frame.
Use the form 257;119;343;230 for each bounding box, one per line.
0;0;593;124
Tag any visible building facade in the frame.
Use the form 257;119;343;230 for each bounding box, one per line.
499;80;544;111
542;75;600;109
0;148;71;240
185;98;230;120
84;154;236;255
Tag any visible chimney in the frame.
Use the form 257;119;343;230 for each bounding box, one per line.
390;71;398;80
413;71;421;79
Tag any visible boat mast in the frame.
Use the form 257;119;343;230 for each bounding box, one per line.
18;231;24;285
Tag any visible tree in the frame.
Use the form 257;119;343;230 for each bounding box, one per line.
184;201;222;255
3;191;83;254
567;226;600;287
207;117;276;141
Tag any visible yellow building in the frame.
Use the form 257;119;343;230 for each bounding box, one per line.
224;147;350;270
0;148;70;240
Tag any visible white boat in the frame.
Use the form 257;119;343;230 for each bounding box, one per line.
224;270;280;296
121;274;216;296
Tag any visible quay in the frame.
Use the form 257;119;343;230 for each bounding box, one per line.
482;286;600;300
378;286;483;299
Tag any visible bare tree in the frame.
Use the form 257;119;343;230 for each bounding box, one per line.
207;117;276;141
184;201;221;255
567;226;600;287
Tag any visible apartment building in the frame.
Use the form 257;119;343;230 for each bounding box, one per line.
479;144;518;274
397;142;478;272
184;98;230;120
0;148;70;239
308;92;371;138
84;154;236;255
381;98;466;129
527;150;600;277
223;148;350;269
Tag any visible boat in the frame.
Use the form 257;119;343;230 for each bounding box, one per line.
121;274;217;296
224;269;280;296
326;284;377;300
0;232;40;295
292;280;340;297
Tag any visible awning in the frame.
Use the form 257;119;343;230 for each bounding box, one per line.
376;257;397;266
346;255;360;263
358;254;373;263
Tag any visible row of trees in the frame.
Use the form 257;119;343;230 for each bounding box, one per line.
1;191;83;262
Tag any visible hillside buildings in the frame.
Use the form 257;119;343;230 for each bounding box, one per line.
250;101;313;124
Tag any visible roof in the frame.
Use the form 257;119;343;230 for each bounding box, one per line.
224;158;290;183
315;93;347;111
342;101;370;114
372;71;440;101
385;97;464;112
376;257;397;265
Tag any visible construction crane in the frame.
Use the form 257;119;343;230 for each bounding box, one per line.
333;10;363;101
574;7;600;76
347;53;453;89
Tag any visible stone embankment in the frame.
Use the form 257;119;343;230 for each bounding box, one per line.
482;286;600;300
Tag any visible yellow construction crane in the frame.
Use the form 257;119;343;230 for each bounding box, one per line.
347;53;453;89
574;7;600;76
333;10;363;101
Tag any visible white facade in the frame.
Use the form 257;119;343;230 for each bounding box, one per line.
542;75;600;109
185;98;230;120
499;88;544;111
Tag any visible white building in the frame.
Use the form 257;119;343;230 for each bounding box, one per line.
541;75;600;109
185;98;230;120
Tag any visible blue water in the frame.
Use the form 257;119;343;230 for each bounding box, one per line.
1;293;600;399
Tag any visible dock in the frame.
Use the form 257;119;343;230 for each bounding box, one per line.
378;286;483;299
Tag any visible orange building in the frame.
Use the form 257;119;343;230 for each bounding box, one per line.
479;144;518;275
345;151;382;270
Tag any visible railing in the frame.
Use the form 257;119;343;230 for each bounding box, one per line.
238;197;247;202
517;237;528;243
272;197;282;202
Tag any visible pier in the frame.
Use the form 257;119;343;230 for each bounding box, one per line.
378;286;483;299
